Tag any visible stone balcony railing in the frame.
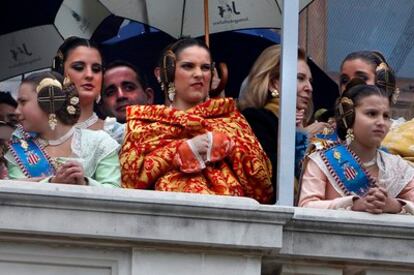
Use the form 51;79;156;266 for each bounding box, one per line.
0;180;413;275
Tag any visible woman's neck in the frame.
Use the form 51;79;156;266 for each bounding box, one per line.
349;141;378;163
78;103;95;122
39;123;73;141
172;99;201;111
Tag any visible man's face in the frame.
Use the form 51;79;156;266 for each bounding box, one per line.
102;66;153;123
0;103;17;125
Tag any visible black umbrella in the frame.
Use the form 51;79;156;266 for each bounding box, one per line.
0;0;111;81
205;31;339;110
93;18;338;108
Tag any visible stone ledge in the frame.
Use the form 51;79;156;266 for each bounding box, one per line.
1;180;414;274
0;180;292;252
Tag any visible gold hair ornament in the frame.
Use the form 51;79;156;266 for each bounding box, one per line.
376;62;388;72
338;97;354;129
36;78;62;93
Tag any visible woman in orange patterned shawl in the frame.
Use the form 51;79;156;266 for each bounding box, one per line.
120;38;273;204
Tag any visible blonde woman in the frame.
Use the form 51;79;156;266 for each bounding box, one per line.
239;45;328;182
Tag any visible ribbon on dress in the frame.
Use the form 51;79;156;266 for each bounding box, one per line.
320;143;375;196
8;138;55;178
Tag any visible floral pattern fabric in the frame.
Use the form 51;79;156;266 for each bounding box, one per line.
120;98;273;204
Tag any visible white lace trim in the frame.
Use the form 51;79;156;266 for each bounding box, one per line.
103;117;125;144
71;128;120;177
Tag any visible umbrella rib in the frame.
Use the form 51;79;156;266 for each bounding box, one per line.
180;0;186;38
275;0;282;14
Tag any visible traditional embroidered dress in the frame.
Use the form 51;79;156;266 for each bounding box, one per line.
75;113;125;145
299;143;414;214
0;163;7;179
103;117;125;145
121;98;273;203
382;119;414;163
5;128;121;187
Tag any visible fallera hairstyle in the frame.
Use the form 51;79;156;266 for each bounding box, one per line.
21;71;81;125
104;60;149;90
0;91;17;108
238;45;307;111
158;37;213;93
52;36;103;76
335;78;391;141
340;51;396;95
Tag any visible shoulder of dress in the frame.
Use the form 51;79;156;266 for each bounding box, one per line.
307;138;340;155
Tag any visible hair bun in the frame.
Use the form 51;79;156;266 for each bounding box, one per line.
343;77;367;94
37;80;66;114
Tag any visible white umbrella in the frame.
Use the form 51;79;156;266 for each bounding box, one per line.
0;0;110;81
99;0;313;38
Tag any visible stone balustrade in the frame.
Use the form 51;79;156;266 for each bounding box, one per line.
0;180;413;275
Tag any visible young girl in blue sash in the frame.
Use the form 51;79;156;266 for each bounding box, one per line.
4;72;121;187
299;79;414;214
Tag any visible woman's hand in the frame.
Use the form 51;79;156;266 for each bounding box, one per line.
304;121;331;137
379;187;403;213
51;161;86;185
352;187;387;214
296;109;305;127
189;134;209;161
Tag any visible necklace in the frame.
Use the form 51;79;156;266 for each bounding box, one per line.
362;154;377;168
38;127;75;147
75;113;98;129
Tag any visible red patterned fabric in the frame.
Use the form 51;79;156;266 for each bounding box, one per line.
120;98;274;203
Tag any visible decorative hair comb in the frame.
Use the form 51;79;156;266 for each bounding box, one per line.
36;78;62;93
338;97;354;129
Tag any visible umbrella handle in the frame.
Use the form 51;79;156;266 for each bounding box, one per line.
210;62;228;98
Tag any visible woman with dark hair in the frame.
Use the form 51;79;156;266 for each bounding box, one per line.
339;50;397;95
52;36;124;143
298;79;414;214
311;50;397;145
4;71;120;187
120;38;273;204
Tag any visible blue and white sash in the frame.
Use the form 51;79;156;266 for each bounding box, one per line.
320;143;375;196
8;138;55;178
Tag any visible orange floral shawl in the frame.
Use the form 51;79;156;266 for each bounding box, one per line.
120;98;274;204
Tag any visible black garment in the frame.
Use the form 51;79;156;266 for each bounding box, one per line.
242;107;278;188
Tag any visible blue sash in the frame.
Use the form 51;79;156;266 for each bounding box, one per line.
9;139;55;178
320;143;374;196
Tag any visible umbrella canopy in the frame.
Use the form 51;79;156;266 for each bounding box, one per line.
99;0;313;38
93;19;337;109
0;0;110;81
205;31;338;110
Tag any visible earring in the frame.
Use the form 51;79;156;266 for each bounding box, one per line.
346;128;354;145
168;83;176;102
63;75;71;86
95;94;101;104
48;114;58;131
270;88;279;98
392;88;400;104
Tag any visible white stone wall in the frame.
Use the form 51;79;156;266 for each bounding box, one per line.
0;180;413;275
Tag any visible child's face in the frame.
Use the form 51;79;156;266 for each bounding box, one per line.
15;83;49;133
352;94;391;149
